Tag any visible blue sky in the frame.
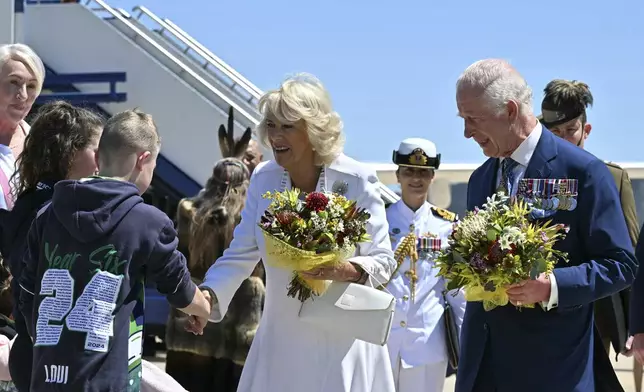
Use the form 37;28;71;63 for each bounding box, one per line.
107;0;643;165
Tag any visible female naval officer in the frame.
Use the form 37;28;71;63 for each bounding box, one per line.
384;138;466;392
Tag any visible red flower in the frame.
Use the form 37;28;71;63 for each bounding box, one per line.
276;211;299;226
509;244;517;254
305;192;329;212
486;240;503;265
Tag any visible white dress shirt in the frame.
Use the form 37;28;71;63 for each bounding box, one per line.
496;123;559;310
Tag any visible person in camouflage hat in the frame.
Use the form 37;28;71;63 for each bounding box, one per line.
539;79;640;391
539;79;594;147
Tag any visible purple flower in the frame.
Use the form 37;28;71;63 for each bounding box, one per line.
469;253;486;272
540;231;548;242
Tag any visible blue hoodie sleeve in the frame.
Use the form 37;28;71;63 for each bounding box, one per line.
18;216;42;339
147;220;196;309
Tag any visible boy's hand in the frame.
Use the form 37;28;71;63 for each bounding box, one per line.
184;289;214;335
185;314;208;335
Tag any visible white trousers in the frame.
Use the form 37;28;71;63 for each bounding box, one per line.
392;358;448;392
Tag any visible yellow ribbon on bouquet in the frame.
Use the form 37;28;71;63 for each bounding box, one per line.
465;284;536;311
262;231;356;298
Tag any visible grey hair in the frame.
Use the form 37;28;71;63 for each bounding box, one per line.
0;44;45;94
456;59;533;116
256;73;345;166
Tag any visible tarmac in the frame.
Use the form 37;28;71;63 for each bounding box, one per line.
441;351;640;391
147;349;641;391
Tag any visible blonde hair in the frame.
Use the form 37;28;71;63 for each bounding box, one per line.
0;44;45;95
256;73;344;165
98;108;160;168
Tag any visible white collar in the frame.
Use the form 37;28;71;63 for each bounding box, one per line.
502;122;542;167
395;200;430;222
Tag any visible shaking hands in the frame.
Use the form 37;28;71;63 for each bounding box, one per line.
181;287;214;335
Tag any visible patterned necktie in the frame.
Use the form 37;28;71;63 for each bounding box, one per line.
497;158;519;196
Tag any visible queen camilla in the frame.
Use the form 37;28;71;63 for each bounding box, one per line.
195;74;397;391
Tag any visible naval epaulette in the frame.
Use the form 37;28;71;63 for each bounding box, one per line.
431;206;458;222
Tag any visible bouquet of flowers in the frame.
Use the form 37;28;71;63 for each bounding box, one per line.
435;192;569;311
258;189;371;302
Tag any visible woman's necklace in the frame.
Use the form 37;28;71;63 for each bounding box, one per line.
280;166;327;193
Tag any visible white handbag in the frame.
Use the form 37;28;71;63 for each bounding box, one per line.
298;280;396;346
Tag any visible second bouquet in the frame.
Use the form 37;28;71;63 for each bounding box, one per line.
258;189;371;302
434;193;569;311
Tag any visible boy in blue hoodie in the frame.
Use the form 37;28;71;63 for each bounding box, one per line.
18;109;210;392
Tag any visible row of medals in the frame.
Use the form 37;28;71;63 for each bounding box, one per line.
524;193;577;211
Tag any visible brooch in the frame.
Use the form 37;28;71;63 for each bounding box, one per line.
332;180;348;195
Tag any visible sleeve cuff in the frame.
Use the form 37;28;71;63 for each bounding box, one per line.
541;273;559;311
347;256;389;288
199;285;223;323
166;279;198;309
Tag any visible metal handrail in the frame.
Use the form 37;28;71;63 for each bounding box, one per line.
161;18;264;98
131;5;261;106
379;184;400;204
79;0;259;126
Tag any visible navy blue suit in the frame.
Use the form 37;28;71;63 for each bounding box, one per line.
455;128;637;392
629;224;644;334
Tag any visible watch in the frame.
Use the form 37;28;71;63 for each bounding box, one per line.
352;264;369;284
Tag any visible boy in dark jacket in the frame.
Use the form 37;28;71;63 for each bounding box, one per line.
18;109;210;392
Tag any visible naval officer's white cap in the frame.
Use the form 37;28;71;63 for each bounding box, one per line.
392;138;441;169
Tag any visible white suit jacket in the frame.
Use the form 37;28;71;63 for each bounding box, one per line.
202;153;396;321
